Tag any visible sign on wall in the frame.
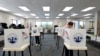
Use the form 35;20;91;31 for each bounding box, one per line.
64;29;86;48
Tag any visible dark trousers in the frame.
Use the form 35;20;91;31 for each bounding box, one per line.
64;46;73;56
35;36;40;44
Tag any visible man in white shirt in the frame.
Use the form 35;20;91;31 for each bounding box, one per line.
63;21;74;56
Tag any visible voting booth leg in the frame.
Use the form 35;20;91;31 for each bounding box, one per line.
70;50;73;56
2;51;5;56
14;51;16;56
40;37;42;50
56;36;59;49
28;46;32;56
77;50;79;56
21;51;24;56
65;48;69;56
85;50;88;56
62;46;65;56
8;51;11;56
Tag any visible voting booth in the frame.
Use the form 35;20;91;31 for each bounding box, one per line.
55;27;59;33
63;29;87;50
3;29;30;51
54;27;63;36
39;27;43;32
31;27;40;36
57;27;63;36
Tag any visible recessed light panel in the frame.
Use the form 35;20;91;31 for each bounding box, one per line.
43;6;50;11
81;7;96;12
63;7;73;11
19;6;30;11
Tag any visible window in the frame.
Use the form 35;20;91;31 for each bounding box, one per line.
79;21;85;29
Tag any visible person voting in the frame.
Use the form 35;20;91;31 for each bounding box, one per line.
62;21;74;56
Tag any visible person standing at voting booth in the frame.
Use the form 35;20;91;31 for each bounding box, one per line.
63;21;74;56
35;25;40;46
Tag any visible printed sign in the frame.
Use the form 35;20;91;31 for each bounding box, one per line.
64;29;86;48
31;27;40;36
4;29;29;48
8;33;17;44
74;33;83;43
33;29;37;33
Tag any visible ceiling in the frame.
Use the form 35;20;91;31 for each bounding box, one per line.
0;0;100;19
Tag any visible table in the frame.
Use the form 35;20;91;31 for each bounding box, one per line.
3;43;32;56
62;42;88;56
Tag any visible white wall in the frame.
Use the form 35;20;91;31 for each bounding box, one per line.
0;11;26;27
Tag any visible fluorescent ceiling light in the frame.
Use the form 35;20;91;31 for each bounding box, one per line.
19;6;30;11
45;13;50;16
83;14;92;16
63;7;73;11
71;13;78;16
43;6;50;11
15;14;23;16
30;14;36;16
85;17;91;18
81;7;96;12
56;17;60;18
46;17;49;18
35;17;39;18
0;7;10;11
58;13;64;16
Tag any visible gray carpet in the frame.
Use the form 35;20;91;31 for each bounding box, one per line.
0;34;100;56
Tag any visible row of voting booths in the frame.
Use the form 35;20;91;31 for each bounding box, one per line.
2;27;43;56
55;27;88;56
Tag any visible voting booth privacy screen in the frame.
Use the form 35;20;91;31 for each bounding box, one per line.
4;29;29;48
55;27;59;33
57;27;63;36
31;27;40;36
39;27;43;32
64;29;86;48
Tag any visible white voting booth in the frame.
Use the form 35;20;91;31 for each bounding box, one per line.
55;27;63;36
31;27;40;36
57;27;63;36
55;27;59;33
63;29;87;50
39;27;43;32
3;29;30;51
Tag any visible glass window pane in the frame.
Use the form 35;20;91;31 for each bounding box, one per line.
36;22;41;27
